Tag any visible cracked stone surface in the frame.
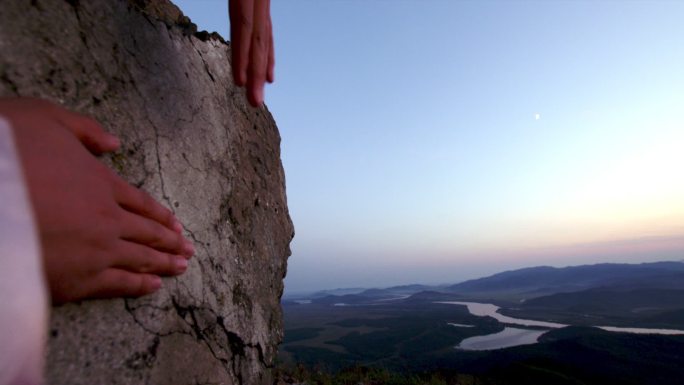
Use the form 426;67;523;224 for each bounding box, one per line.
0;1;294;384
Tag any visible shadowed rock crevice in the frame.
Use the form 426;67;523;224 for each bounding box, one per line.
0;0;293;384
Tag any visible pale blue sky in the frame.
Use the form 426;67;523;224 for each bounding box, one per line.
174;0;684;293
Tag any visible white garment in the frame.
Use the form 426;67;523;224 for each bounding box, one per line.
0;117;48;385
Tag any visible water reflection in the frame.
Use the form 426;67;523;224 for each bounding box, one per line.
458;327;547;351
440;300;684;351
441;301;565;328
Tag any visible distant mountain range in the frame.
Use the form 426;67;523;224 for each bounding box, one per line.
284;261;684;328
287;261;684;301
448;261;684;293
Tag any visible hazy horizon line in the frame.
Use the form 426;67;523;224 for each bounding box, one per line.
283;258;684;297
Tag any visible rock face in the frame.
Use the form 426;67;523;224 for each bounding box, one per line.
0;1;293;384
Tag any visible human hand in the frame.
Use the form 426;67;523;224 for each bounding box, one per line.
1;98;194;304
229;0;274;107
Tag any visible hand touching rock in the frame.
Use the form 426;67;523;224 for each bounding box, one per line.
229;0;274;107
2;98;194;304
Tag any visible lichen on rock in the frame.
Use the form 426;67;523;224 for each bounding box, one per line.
0;1;294;384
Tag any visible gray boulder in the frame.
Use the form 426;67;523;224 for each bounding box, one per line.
0;0;294;384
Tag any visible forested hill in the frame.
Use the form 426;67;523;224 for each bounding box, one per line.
447;261;684;296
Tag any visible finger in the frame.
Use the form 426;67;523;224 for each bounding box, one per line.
87;269;163;299
231;0;255;87
55;108;120;155
229;0;241;83
111;175;182;233
267;19;275;84
118;210;194;257
247;0;271;106
110;240;189;276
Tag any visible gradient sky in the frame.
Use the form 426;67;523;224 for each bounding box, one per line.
174;0;684;293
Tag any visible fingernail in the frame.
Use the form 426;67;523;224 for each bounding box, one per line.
108;135;121;149
150;275;162;291
256;88;264;106
237;71;247;86
172;219;183;233
183;239;195;256
175;257;188;272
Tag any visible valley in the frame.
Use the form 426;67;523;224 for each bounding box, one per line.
279;261;684;384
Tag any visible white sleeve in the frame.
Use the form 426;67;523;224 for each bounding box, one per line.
0;117;48;385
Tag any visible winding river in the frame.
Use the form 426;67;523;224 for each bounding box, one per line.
439;301;684;351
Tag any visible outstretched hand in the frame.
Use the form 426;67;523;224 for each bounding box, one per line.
2;98;194;304
229;0;274;107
